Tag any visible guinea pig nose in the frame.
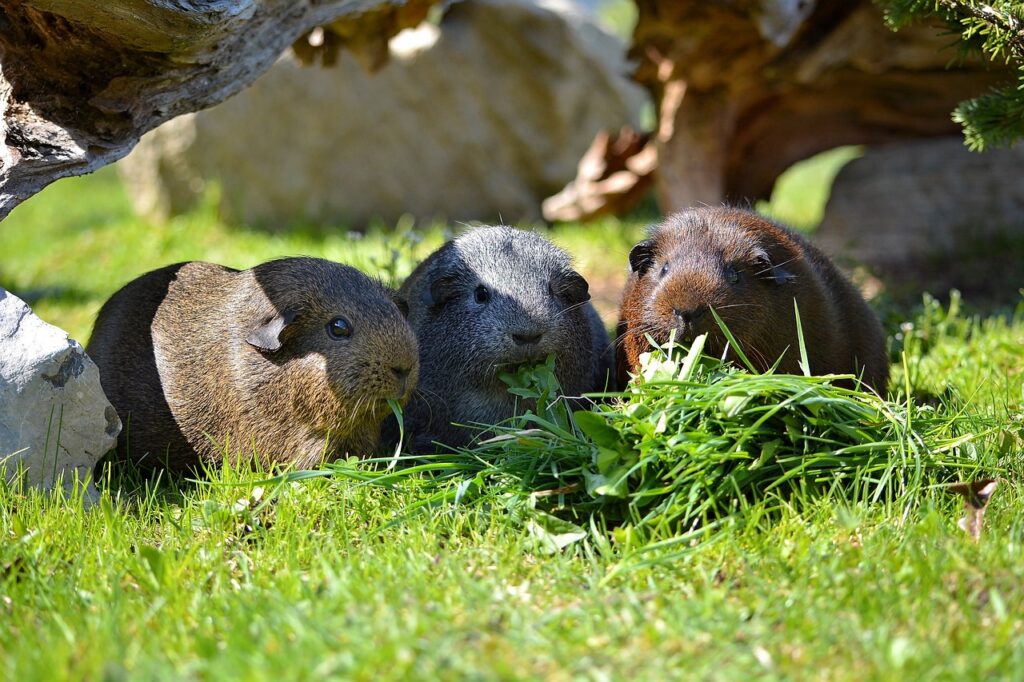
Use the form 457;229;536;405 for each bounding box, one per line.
391;365;411;383
673;306;708;323
512;331;543;346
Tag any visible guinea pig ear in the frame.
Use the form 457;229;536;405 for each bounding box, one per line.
246;309;298;352
628;240;656;276
424;275;462;309
753;249;796;285
552;269;591;305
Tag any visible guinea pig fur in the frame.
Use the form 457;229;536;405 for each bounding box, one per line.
87;257;418;472
616;207;888;392
395;226;612;451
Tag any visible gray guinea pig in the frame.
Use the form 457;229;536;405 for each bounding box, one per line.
395;226;612;452
86;257;418;472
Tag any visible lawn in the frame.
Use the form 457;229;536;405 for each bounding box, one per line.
1;158;1023;680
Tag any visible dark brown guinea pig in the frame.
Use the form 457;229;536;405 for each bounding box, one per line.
616;207;888;392
86;257;418;472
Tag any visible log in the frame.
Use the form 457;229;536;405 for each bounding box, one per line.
629;1;1013;213
0;0;436;220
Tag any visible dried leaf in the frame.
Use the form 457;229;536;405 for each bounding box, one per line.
947;479;999;541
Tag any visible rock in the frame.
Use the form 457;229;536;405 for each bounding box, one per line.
119;0;645;228
816;138;1024;269
0;289;121;502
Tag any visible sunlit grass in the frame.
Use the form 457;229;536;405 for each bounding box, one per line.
758;146;863;232
1;156;1022;679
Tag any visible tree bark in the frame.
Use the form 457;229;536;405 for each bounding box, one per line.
0;0;435;220
630;1;1014;213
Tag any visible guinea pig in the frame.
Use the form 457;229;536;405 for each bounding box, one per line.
616;207;888;392
395;226;612;451
86;257;418;472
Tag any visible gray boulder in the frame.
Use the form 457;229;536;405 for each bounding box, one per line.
0;289;121;502
119;0;645;228
817;138;1024;269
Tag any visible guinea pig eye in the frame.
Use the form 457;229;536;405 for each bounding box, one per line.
474;285;491;304
726;266;740;285
659;263;670;277
326;317;352;339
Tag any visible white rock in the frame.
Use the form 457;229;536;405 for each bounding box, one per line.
119;0;646;227
0;289;120;502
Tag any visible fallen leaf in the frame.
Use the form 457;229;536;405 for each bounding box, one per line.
947;479;999;541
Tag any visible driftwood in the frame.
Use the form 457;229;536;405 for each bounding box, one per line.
542;126;655;223
0;0;436;220
627;1;1013;213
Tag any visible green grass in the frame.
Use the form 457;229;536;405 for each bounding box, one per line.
757;146;863;232
309;340;1003;575
5;467;1022;680
1;159;1023;679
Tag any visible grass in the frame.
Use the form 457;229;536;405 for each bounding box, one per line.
756;146;863;232
1;156;1023;679
310;339;1001;575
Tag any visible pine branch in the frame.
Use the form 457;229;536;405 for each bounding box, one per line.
877;0;1024;149
953;80;1024;149
936;1;1024;60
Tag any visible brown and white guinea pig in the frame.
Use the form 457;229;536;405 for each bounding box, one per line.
395;226;613;452
86;257;419;472
616;207;888;392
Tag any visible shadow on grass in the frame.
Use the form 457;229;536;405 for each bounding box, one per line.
862;226;1024;320
94;453;200;509
4;283;100;308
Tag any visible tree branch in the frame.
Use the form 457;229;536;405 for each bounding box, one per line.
0;0;438;221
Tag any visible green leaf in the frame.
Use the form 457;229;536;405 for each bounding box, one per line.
595;446;622;474
582;467;630;498
750;439;781;470
574;410;625;451
386;398;405;470
720;393;751;418
524;510;588;553
135;545;166;590
678;333;707;380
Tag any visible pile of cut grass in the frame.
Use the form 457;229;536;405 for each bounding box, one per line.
290;333;997;572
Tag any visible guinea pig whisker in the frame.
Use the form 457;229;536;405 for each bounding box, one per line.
606;332;629;352
411;386;434;401
555;300;592;318
412;386;445;405
607;322;663;354
342;395;364;432
753;256;798;279
403;386;434;413
715;303;765;311
744;343;771;373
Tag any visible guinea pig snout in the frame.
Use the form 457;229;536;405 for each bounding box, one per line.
511;330;544;346
506;323;548;362
390;362;414;397
360;343;418;403
667;305;711;341
672;306;708;324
